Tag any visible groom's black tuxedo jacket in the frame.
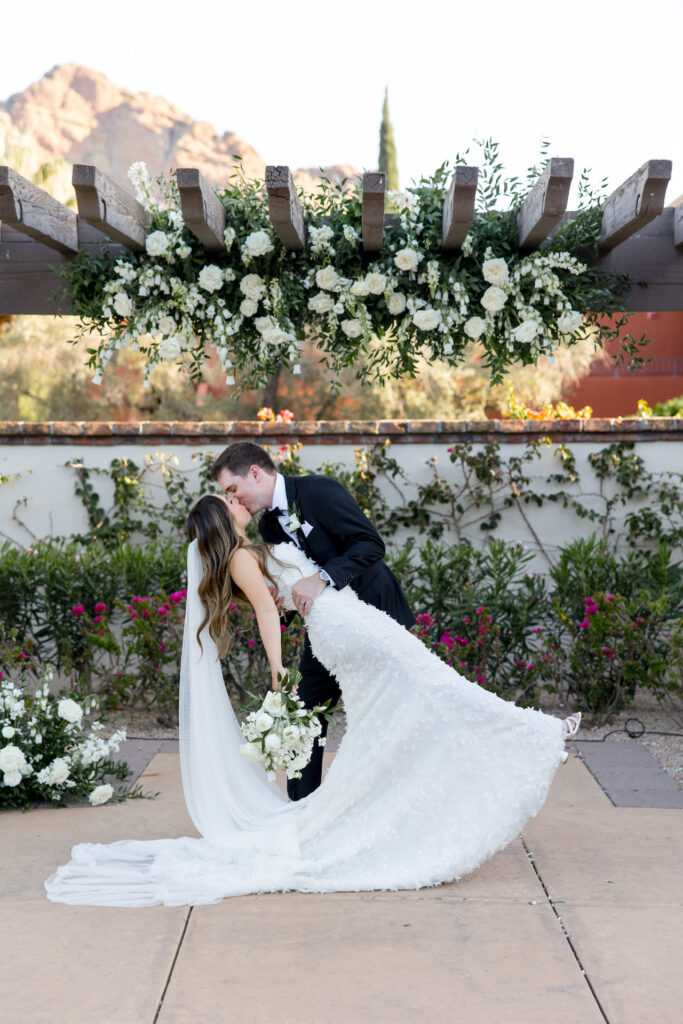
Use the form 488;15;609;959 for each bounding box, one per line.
258;474;415;645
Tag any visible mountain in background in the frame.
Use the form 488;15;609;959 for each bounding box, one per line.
0;64;359;203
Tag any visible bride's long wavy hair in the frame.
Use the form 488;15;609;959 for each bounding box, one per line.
187;494;281;658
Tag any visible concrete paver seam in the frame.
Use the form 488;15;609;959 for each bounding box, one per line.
520;836;611;1024
153;906;193;1024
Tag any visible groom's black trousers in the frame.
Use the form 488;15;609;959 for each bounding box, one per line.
287;639;342;803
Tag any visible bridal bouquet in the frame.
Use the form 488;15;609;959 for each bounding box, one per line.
239;669;334;781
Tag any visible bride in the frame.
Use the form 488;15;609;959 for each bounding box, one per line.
45;493;580;908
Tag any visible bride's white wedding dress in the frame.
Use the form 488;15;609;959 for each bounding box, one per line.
44;541;566;907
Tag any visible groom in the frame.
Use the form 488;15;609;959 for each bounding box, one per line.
211;441;415;800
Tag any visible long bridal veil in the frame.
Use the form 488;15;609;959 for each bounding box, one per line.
178;539;289;845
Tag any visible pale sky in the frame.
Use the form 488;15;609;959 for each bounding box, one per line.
2;0;682;206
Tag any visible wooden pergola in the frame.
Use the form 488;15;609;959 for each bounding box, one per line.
0;157;681;314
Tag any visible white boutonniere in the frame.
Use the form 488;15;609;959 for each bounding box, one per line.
286;503;313;540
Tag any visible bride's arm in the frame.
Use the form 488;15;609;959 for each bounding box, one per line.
229;548;285;690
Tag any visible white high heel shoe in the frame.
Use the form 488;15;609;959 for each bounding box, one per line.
562;711;582;740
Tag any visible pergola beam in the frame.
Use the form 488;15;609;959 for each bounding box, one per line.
72;165;150;251
599;160;672;253
265;165;305;250
362;172;385;253
517;157;574;250
175;168;226;251
0;166;78;254
673;203;683;250
442;165;479;251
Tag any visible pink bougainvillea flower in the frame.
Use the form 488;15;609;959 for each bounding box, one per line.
578;618;590;629
247;640;256;647
93;616;103;623
160;642;167;652
158;607;168;616
97;629;106;636
72;605;85;615
130;610;137;619
141;609;149;618
475;674;486;684
439;632;455;649
94;602;106;614
416;613;434;627
476;606;485;614
462;617;470;624
605;594;615;601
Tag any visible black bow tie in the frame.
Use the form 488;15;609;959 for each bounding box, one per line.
261;507;284;526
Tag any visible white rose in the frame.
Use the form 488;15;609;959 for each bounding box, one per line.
240;298;258;317
387;292;407;315
262;691;285;717
158;336;182;360
240;274;266;301
481;285;507;312
145;231;169;257
57;698;83;724
254;711;274;734
198;264;224;293
350;278;370;298
2;726;16;739
262;327;290;347
240;742;263;763
341;318;362;339
254;316;275;335
3;770;22;787
412;308;442;331
512;320;540;344
113;292;133;318
264;733;281;752
464;316;486;340
394;248;420;272
89;783;114;806
482;257;510;286
0;744;29;773
557;310;583;334
316;266;340;291
243;230;274;258
158;315;177;336
365;272;387;295
307;292;335;314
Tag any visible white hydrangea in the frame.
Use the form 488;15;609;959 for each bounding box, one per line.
394;248;420;272
308;292;335;314
512;320;540;344
158;315;177;336
240;274;266;301
159;336;182;360
557;310;583;334
341;319;362;339
89;784;114;806
198;265;224;293
464;316;486;340
243;230;274;258
412;308;442;331
387;292;407;315
145;231;169;257
36;757;70;786
481;286;507;313
482;257;510;286
240;298;258;317
365;272;387;295
57;698;83;724
343;225;359;243
316;267;340;291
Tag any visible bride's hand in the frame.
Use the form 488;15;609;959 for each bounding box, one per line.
271;666;285;692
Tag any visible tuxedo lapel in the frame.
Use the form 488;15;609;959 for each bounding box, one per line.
283;476;313;556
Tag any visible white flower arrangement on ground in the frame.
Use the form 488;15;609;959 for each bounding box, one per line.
61;146;639;392
240;668;336;780
0;664;131;809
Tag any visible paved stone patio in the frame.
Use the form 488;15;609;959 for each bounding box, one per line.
1;750;681;1023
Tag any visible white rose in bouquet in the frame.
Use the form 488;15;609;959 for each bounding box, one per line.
198;265;224;293
350;279;370;297
240;298;258;317
113;292;133;318
254;711;274;734
0;744;30;775
264;733;281;752
145;231;169;257
482;257;510;286
481;286;507;313
557;310;583;334
308;292;335;314
89;784;114;806
365;272;387;295
412;308;442;331
158;315;177;336
512;320;540;344
57;698;83;724
394;248;420;272
341;319;362;339
159;336;182;360
243;230;274;258
387;292;407;315
464;316;486;340
262;691;285;717
240;742;263;763
241;274;266;301
316;267;340;291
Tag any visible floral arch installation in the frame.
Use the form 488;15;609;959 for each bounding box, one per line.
0;156;681;390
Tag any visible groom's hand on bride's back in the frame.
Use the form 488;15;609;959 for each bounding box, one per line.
267;584;284;613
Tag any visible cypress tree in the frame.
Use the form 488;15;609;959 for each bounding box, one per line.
378;88;399;191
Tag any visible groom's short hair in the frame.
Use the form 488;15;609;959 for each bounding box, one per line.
210;442;276;480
